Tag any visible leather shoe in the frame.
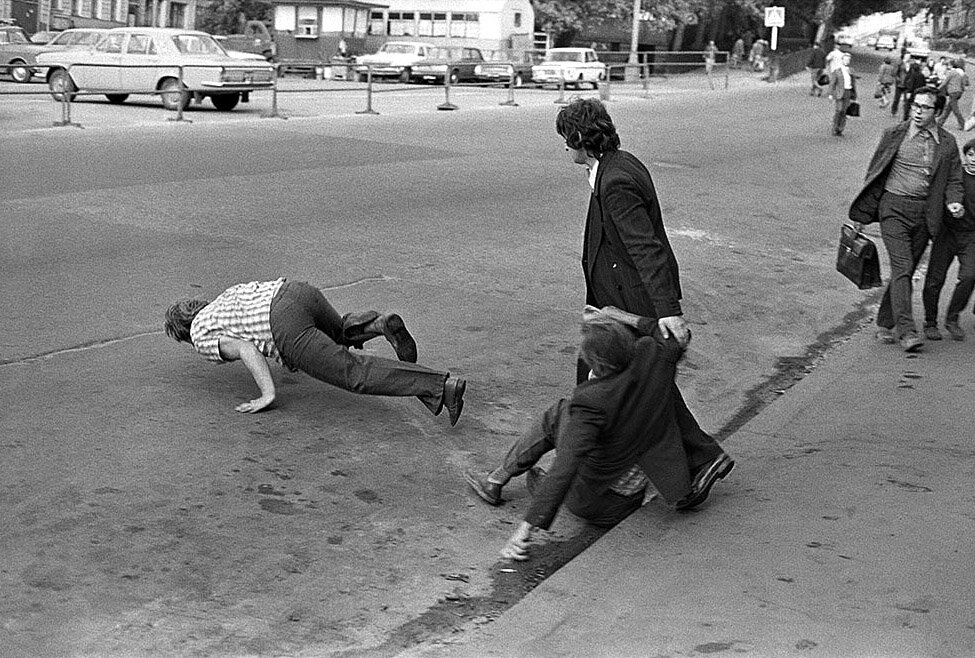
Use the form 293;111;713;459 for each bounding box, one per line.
900;332;923;352
380;313;417;363
442;377;466;426
945;321;965;341
923;325;942;341
465;470;502;506
676;453;734;511
875;327;896;344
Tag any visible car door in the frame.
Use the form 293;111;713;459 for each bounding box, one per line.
73;31;124;90
121;33;161;94
584;50;602;81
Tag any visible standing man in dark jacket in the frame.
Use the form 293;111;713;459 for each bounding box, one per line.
806;42;827;96
849;86;965;352
891;52;912;117
901;59;928;121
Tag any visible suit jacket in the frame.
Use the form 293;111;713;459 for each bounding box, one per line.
584;149;682;320
524;325;701;529
849;122;963;236
828;66;855;99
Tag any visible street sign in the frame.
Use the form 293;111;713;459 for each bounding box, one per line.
765;6;785;28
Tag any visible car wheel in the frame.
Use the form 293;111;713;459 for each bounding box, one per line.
9;59;32;83
48;68;76;102
399;67;411;84
211;92;241;111
513;72;524;87
159;77;190;111
449;69;459;85
105;94;128;104
357;72;369;82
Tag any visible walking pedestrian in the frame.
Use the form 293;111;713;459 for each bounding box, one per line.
828;52;856;137
877;56;895;107
891;53;913;117
165;278;467;422
704;40;718;89
806;42;827;96
937;59;969;130
922;137;975;341
901;59;928;121
849;87;965;352
730;37;744;69
465;307;733;561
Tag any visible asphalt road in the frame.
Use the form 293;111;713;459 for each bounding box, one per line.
1;59;904;656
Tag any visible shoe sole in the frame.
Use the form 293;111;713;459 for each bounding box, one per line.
464;470;501;506
677;457;734;511
385;314;417;363
902;340;923;353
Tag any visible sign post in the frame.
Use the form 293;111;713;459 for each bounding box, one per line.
765;6;785;50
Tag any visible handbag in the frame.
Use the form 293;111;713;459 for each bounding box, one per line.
836;224;882;289
846;100;860;117
817;72;830;86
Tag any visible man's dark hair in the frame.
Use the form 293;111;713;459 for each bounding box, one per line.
164;299;210;343
579;319;636;377
963;137;975;154
914;86;946;113
555;98;621;157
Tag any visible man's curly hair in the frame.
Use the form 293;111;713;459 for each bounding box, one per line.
556;98;621;157
164;299;210;343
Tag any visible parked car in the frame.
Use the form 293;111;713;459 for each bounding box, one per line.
212;20;275;61
865;35;878;48
354;41;435;82
906;37;931;58
35;27;275;111
0;24;49;82
875;34;897;51
29;30;62;44
834;32;855;48
410;47;483;84
473;51;539;87
531;47;605;89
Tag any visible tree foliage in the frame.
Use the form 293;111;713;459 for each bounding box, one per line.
195;0;271;36
531;0;632;37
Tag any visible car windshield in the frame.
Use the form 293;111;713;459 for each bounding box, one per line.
3;30;29;45
55;31;104;46
172;34;226;56
546;51;584;62
382;44;417;54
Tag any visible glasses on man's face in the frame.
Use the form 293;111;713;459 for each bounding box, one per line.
912;102;937;112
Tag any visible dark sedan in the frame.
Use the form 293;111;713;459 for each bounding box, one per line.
410;47;484;84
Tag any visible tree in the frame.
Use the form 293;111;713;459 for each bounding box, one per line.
196;0;272;36
532;0;633;44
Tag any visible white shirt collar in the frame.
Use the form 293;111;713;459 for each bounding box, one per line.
587;159;599;191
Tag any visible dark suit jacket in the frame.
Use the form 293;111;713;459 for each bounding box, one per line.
524;324;702;529
849;122;963;236
584;149;682;320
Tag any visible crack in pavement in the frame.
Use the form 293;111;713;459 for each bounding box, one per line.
0;331;161;368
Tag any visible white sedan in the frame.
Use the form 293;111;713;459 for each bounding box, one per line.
531;47;606;89
36;27;275;111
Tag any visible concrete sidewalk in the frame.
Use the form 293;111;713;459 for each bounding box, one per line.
405;308;975;657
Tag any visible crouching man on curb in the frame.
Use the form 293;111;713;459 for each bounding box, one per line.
465;306;734;561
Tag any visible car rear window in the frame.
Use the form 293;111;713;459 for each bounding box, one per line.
173;34;224;56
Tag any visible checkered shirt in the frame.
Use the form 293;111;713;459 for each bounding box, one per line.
190;279;286;363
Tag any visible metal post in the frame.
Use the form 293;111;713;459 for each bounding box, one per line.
167;65;191;123
600;66;611;101
52;64;81;128
356;65;379;115
500;63;518;106
554;75;567;105
261;63;286;119
438;65;458;110
642;61;650;98
725;55;729;89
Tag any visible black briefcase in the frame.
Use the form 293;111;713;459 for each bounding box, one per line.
836;224;882;289
845;101;861;117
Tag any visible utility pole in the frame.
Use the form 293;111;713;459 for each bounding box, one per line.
629;0;641;64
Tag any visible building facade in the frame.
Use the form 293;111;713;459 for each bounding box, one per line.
269;0;533;62
2;0;196;33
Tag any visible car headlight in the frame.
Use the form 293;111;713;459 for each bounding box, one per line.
474;64;482;75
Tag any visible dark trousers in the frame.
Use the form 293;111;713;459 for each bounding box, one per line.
877;194;931;337
269;281;446;413
938;92;965;129
832;90;851;135
891;86;907;115
499;397;645;528
922;229;975;325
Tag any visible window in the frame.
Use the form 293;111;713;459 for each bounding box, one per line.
418;12;432;36
297;6;319;38
514;12;521;29
168;2;185;29
322;6;342;31
389;12;415;36
126;34;155;54
274;6;296;32
99;32;124;53
449;12;478;38
369;10;384;35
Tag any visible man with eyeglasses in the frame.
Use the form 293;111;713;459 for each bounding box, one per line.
849;86;965;352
